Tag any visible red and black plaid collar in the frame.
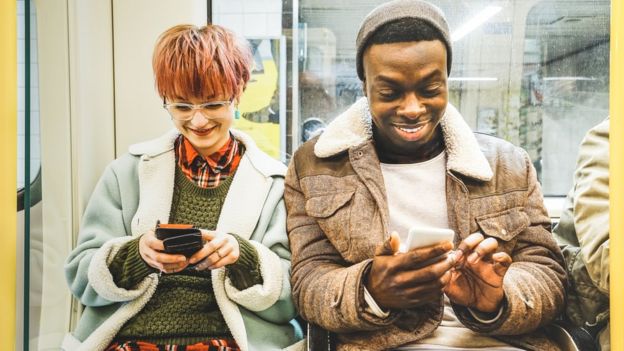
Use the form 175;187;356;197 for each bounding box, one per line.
174;133;243;190
176;134;239;172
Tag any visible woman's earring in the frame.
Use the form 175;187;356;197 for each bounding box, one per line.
234;109;241;120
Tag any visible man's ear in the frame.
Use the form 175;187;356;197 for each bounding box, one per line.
362;79;367;97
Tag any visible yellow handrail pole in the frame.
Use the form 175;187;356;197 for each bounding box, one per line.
0;0;17;350
611;0;623;350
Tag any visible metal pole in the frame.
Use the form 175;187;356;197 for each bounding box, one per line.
0;0;18;349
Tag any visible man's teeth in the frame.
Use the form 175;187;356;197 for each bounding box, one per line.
397;125;423;133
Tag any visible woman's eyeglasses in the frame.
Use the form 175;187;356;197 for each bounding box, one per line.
163;100;232;121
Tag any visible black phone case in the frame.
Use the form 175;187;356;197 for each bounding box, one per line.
155;225;203;258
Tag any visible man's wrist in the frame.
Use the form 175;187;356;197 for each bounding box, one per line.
363;286;390;318
467;299;506;324
360;260;392;319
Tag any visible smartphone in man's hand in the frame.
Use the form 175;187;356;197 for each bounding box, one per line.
399;227;455;253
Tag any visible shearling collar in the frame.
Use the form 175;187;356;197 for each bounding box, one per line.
314;97;493;182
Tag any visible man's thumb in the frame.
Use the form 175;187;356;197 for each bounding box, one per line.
375;231;401;256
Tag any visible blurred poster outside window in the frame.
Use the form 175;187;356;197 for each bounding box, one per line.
212;0;286;161
235;38;284;160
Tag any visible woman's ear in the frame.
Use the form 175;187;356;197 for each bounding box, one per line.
235;84;245;104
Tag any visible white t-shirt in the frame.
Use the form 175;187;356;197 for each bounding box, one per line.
380;151;449;242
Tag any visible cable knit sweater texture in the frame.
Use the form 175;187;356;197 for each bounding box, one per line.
108;167;262;345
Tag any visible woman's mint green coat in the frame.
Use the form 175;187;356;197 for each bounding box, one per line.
63;129;303;351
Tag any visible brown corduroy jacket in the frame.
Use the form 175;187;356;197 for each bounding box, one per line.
284;98;567;351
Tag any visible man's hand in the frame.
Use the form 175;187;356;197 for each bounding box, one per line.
444;233;512;313
139;230;188;273
365;232;455;310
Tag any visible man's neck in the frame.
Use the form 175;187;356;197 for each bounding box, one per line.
375;128;446;164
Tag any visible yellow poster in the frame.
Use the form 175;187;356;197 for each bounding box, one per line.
235;39;281;159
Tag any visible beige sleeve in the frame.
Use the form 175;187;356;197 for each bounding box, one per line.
573;119;610;294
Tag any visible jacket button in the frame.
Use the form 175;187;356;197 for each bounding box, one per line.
356;151;364;158
501;229;507;235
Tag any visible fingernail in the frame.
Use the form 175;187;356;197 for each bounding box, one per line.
454;250;463;261
446;254;455;266
468;252;479;264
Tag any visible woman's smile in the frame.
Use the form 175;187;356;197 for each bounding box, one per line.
189;125;216;137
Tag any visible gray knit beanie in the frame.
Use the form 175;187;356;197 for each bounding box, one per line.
356;0;452;80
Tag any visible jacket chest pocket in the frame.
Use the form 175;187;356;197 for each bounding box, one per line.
305;190;355;255
475;207;530;254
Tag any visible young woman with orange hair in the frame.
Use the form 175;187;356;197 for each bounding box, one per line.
63;24;303;351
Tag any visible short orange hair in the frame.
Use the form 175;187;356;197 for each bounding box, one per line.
153;24;252;101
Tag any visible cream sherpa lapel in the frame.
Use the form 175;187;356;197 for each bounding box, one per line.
314;97;493;182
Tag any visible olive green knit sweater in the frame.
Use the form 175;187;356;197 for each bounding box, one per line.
107;167;263;345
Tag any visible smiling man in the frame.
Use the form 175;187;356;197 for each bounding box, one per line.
284;1;566;350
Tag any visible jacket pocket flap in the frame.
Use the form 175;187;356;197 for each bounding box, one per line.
305;191;355;218
476;207;530;241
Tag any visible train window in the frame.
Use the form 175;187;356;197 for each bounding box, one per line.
522;1;609;195
294;0;609;197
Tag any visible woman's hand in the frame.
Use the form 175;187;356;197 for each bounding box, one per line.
189;230;241;270
138;230;189;273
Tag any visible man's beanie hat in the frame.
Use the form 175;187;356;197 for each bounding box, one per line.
355;0;452;80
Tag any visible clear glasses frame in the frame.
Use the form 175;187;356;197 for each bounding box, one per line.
163;100;232;121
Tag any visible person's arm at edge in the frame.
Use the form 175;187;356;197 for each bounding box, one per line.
573;119;610;294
